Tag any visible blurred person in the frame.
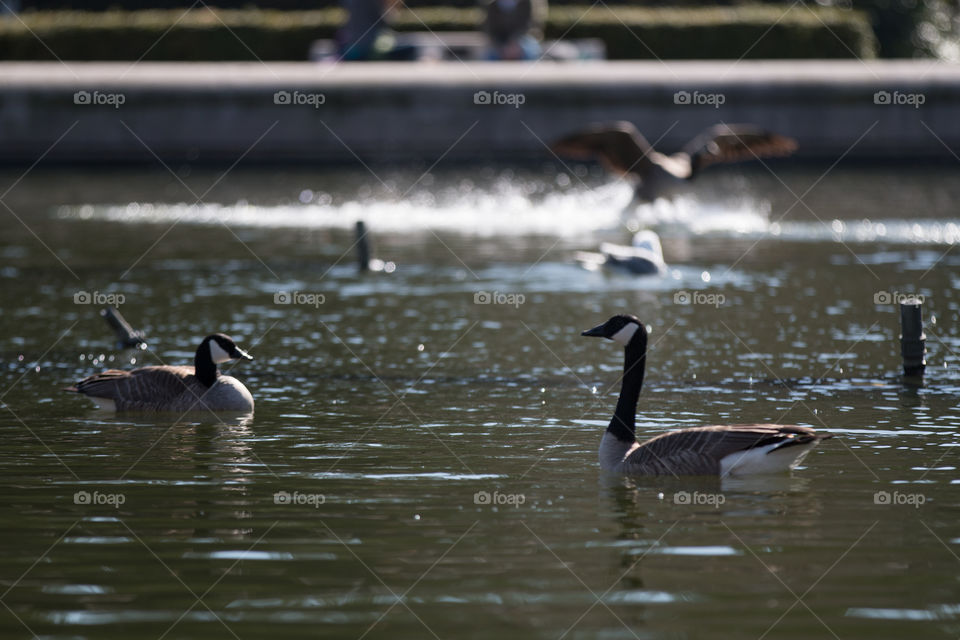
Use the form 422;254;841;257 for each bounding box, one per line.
482;0;547;60
338;0;416;61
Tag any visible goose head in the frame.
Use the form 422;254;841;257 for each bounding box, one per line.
194;334;253;387
581;314;646;348
203;334;254;364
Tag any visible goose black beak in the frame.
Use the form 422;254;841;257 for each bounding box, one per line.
581;324;606;338
232;347;254;361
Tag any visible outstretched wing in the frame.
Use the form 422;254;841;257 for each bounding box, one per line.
551;122;656;177
682;124;797;176
626;424;820;476
71;366;194;408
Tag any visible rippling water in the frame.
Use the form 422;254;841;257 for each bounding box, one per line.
1;164;959;639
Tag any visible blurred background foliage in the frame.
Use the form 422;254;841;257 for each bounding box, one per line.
3;0;958;58
0;6;878;60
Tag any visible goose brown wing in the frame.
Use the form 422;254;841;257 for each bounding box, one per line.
625;424;819;475
72;366;195;406
552;122;656;177
682;124;797;175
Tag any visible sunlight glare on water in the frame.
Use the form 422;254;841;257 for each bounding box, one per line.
58;168;960;249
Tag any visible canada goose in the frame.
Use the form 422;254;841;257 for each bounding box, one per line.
576;229;667;276
582;314;831;476
553;122;798;204
67;334;254;413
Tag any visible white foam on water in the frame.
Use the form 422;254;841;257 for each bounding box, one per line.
60;181;630;237
630;194;772;236
57;182;959;245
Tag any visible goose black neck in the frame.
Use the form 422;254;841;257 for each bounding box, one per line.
686;153;700;180
608;333;647;443
194;342;220;387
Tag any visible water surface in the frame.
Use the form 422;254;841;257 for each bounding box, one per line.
1;164;959;639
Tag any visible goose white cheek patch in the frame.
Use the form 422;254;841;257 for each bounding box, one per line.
209;340;232;364
611;323;639;346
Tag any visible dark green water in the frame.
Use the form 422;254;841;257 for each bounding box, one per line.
1;165;959;639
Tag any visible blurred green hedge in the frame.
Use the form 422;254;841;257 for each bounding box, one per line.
545;6;876;59
0;6;877;60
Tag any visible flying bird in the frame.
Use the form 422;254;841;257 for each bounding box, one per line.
552;122;798;204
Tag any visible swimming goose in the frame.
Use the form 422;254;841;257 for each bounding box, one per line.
582;314;830;476
553;122;798;203
576;229;668;275
68;333;255;413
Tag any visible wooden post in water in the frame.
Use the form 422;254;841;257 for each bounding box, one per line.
899;301;926;380
353;220;395;273
100;307;146;349
355;220;370;272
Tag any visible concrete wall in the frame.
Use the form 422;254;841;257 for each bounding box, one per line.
0;61;958;165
